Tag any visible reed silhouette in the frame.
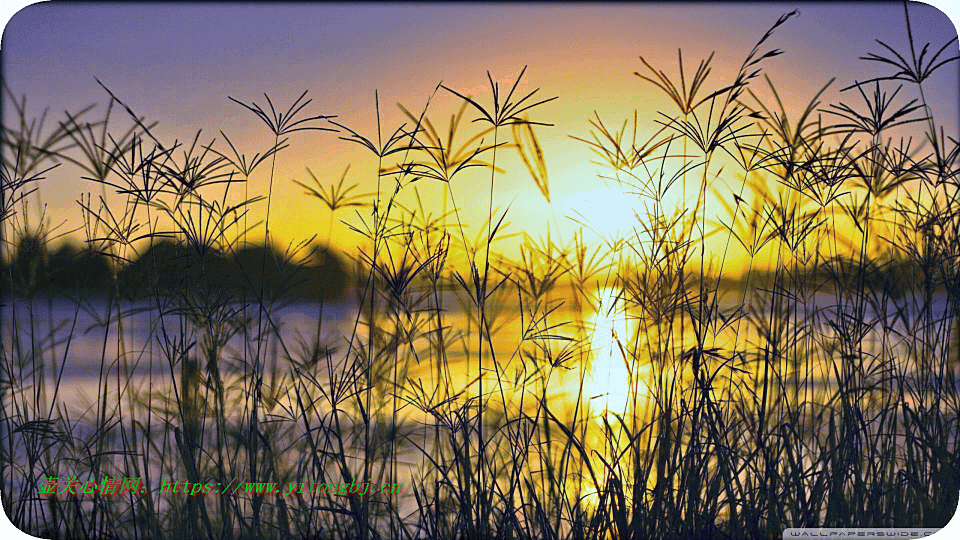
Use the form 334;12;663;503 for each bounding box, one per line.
1;4;959;539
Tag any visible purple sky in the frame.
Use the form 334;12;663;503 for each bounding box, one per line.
2;2;957;256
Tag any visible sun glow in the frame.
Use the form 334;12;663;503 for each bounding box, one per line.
564;188;642;241
562;181;691;245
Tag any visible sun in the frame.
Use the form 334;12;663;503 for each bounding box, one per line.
564;188;643;241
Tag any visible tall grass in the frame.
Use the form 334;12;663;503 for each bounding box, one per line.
2;4;959;539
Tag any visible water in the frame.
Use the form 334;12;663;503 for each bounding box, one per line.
3;288;957;520
2;288;955;416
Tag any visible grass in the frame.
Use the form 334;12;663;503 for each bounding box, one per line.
2;3;960;539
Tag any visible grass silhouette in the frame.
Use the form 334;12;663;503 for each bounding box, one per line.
2;4;959;539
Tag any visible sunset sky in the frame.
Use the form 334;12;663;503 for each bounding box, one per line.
3;2;958;267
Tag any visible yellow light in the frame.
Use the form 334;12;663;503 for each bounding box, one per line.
588;287;632;415
565;189;640;240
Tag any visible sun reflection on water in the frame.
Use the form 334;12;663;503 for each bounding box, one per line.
585;286;658;419
587;287;631;416
578;287;659;509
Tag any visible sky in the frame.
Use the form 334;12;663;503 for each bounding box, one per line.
2;2;958;267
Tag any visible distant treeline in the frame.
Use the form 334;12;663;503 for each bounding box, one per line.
0;236;351;301
714;256;951;297
3;235;940;302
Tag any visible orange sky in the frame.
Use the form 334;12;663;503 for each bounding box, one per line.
2;3;957;271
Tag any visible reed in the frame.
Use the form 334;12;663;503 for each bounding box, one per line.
1;4;958;539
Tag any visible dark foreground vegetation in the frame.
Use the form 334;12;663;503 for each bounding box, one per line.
2;4;959;539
